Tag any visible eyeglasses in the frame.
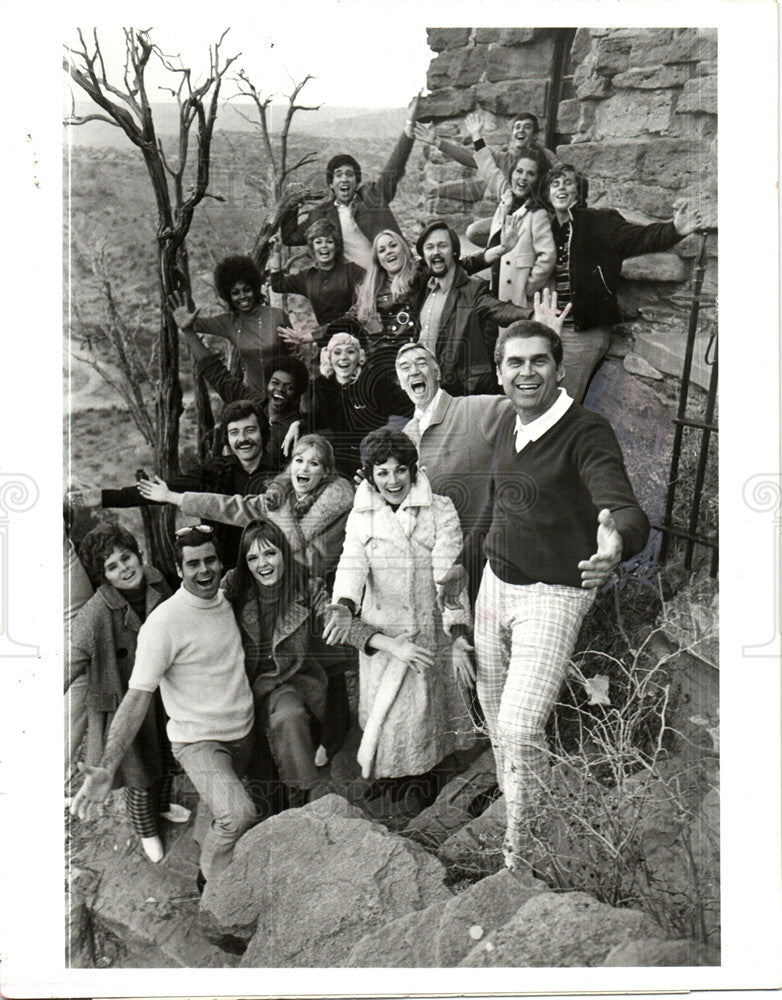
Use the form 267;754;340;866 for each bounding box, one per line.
174;524;214;538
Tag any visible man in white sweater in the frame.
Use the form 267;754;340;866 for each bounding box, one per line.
70;526;256;888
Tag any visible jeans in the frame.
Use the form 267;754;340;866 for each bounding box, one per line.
559;326;611;403
171;731;257;880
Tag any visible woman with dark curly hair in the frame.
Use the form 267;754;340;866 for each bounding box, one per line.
169;254;289;400
67;524;188;863
330;428;475;809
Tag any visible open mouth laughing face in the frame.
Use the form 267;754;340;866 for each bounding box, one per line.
177;542;222;600
497;334;564;423
549;172;579;214
290;445;327;498
395;347;439;408
330;165;358;205
246;537;284;588
376;232;406;275
372;456;413;507
312;235;337;268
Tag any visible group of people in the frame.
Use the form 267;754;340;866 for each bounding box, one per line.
67;101;701;888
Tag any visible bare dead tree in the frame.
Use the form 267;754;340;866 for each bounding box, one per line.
64;28;238;573
231;70;321;271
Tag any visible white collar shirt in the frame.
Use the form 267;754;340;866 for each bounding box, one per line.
514;387;573;452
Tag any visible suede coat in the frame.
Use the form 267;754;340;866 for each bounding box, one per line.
70;566;171;789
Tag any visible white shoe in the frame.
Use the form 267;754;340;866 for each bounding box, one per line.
314;744;329;768
160;803;191;824
141;836;164;863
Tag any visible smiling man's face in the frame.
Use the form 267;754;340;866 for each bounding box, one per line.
497;335;564;424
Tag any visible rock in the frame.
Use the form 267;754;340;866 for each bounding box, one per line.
592;90;676;139
438;791;506;875
574;58;611;99
640;139;712;189
623;352;664;381
676;76;718;115
570;28;594;64
418;87;476;120
556;99;582;134
485;39;556;82
427;47;487;90
631;27;717;67
459;891;665;967
475;28;538;46
199;794;452;967
346;868;549;967
613;64;694;90
404;748;498;849
426;28;472;52
604;937;720;966
622;253;688;283
555;140;642;182
476;80;548;118
593;36;633;76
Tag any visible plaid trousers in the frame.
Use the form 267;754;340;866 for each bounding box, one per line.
474;563;595;865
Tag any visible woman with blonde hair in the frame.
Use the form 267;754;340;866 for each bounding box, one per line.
353;230;427;368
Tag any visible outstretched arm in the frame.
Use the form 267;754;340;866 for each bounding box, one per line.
578;508;624;589
70;689;153;820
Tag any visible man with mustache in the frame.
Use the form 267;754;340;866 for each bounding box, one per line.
70;526;257;892
100;398;276;570
415;220;529;396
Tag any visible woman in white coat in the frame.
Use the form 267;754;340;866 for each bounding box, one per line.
330;428;476;804
461;111;555;314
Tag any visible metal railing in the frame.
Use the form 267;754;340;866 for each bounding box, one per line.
659;228;718;576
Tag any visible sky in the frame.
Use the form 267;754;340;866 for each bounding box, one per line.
64;10;434;110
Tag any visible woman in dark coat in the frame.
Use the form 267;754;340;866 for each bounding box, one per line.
68;525;188;862
313;327;412;480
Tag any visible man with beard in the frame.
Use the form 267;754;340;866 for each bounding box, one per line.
415;220;528;395
70;527;257;891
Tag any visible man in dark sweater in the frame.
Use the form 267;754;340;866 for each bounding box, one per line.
472;318;649;873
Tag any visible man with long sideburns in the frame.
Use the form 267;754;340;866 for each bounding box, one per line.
70;527;257;892
474;319;649;873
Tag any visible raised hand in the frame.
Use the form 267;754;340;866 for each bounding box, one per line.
278;325;315;348
405;91;423;137
322;604;353;645
268;235;283;269
70;763;113;821
499;212;524;253
578;508;623;589
672;197;703;236
451;635;477;688
137;474;173;504
464;110;485;141
280;419;301;458
167;289;198;330
412;121;438;146
386;630;435;674
533;288;571;335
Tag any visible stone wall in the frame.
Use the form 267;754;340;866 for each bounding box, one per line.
417;27;718;384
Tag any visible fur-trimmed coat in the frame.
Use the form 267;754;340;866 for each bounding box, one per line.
331;473;475;778
181;474;356;583
69;567;172;789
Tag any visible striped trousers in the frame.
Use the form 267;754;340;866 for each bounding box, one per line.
474;563;595;867
124;772;173;838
